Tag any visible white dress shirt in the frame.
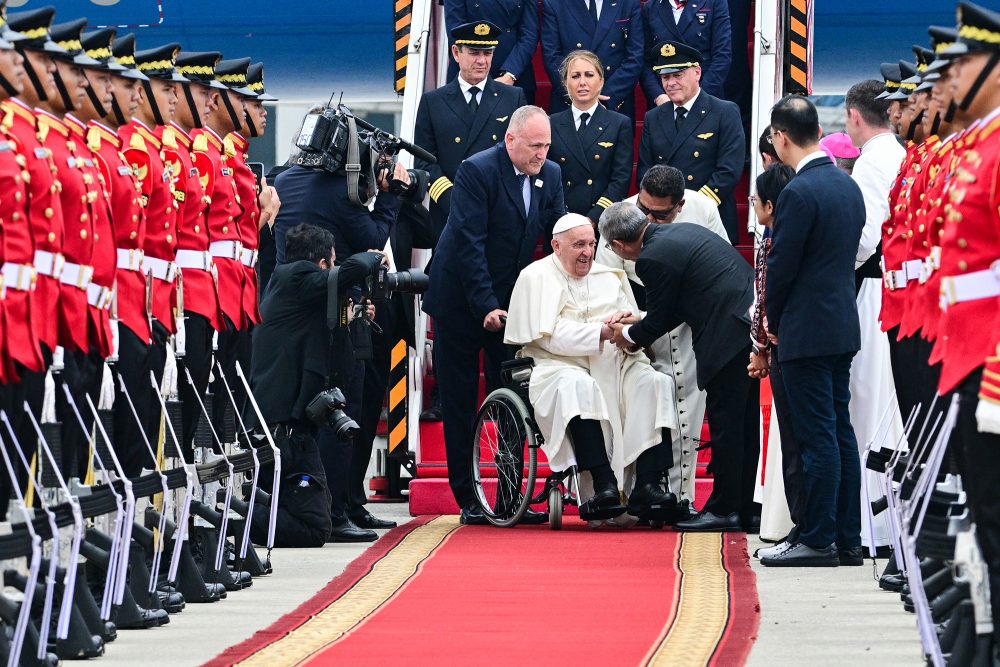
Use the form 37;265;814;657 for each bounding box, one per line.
851;132;906;267
795;150;829;172
670;0;685;23
586;0;604;20
572;102;600;130
457;75;487;104
673;89;701;120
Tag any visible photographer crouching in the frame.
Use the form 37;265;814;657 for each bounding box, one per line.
249;224;384;546
269;103;432;541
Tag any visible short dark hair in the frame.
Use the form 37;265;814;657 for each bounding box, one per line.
835;156;858;174
754;163;795;209
758;125;779;162
770;95;820;148
845;79;890;128
639;165;685;201
284;223;335;264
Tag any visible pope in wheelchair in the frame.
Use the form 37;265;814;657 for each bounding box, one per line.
496;213;682;526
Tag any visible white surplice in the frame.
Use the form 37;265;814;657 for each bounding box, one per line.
504;255;677;492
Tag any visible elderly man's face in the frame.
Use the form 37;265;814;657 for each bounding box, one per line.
505;113;551;176
659;66;701;106
452;45;493;85
552;224;597;278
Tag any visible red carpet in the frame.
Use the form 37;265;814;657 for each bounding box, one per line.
207;517;759;667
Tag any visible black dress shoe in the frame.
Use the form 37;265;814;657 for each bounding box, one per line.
419;402;443;422
760;542;840;567
591;485;621;508
157;590;186;613
674;510;742;532
627;483;681;521
351;511;398;530
460;506;488;525
520;508;547;525
743;514;762;534
838;546;864;566
328;519;378;542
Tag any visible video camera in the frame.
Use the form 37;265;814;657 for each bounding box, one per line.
292;97;435;206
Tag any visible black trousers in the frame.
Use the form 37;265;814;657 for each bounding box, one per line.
702;344;760;521
434;315;513;509
56;348;104;480
955;367;1000;647
179;313;215;462
568;417;672;488
114;324;159;477
887;328;942;449
211;316;250;443
769;353;804;539
318;358;365;524
0;348;49;519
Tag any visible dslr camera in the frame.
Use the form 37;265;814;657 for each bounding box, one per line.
305;387;360;439
364;264;430;302
292;98;434;206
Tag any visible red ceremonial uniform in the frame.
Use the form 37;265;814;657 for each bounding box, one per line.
192;127;244;330
162;122;221;331
67;114;115;358
934;111;1000;393
120;119;178;334
2;98;63;355
881;140;929;332
225;132;261;325
89;120;150;345
36;110;96;354
0;119;42;377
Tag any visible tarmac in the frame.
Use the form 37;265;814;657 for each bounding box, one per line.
98;503;925;666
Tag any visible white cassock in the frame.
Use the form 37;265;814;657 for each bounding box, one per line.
504;254;677;493
594;191;727;502
852;133;906;550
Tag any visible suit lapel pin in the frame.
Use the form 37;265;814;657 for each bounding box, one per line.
697;132;714;139
496;116;509;122
598;142;614;148
534;179;544;187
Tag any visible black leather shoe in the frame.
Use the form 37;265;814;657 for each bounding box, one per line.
520;508;547;525
627;483;681;521
838;546;864;566
760;542;840;567
674;510;742;532
743;514;761;534
591;481;621;508
157;590;186;613
328;519;378;542
419;402;443;422
459;505;488;525
351;511;398;530
879;573;906;592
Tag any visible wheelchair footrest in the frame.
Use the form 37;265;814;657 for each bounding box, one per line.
627;498;690;524
579;500;627;522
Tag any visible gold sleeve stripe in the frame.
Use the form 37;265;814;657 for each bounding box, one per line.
596;197;614;209
429;177;453;202
699;185;721;205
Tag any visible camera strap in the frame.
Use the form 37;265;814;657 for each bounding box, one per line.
326;267;341;332
344;114;376;208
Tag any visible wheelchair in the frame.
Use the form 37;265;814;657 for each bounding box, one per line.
470;357;673;529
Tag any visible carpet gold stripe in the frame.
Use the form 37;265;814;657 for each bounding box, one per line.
236;516;461;667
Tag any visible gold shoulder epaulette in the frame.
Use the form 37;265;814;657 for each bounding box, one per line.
162;126;178;149
979;115;1000;141
223;134;237;157
193;133;209;152
130;131;145;150
87;126;101;152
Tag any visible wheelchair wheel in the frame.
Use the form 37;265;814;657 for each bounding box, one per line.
472;388;538;527
548;486;562;531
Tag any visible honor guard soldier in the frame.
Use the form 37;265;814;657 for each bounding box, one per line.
876;62;905;134
637;41;744;243
931;1;1000;649
172;50;226;457
413;21;526;243
540;0;643;118
193;56;248;435
547;50;633;223
641;0;732;103
445;0;539;102
119;42;185;474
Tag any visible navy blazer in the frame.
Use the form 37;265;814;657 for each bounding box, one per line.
414;77;527;243
445;0;539;82
641;0;732;100
548;104;633;221
540;0;644;116
637;90;744;242
628;223;753;388
423;143;566;325
765;156;865;363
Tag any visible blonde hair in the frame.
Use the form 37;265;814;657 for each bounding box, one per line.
559;50;605;88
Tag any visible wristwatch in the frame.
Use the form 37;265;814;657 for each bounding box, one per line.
500;71;517;82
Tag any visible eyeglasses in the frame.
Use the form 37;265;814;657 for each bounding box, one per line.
747;194;757;205
766;129;784;144
637;199;680;221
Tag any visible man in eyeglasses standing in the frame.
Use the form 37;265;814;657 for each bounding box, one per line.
596;165;727;510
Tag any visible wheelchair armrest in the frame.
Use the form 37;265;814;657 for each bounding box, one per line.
500;357;535;393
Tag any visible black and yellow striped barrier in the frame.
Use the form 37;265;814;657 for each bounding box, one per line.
394;0;413;95
785;0;811;95
386;339;409;459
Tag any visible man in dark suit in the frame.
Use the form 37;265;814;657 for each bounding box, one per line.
444;1;538;102
414;21;528;243
761;95;865;567
423;105;566;524
601;201;758;532
641;0;732;100
540;0;644;118
637;41;744;243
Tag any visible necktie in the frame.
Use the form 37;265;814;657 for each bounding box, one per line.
578;112;590;133
518;173;530;216
589;0;598;23
468;86;480;115
675;106;687;129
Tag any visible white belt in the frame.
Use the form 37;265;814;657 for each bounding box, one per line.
116;248;144;272
209;240;242;261
175;249;213;272
903;259;923;281
1;262;35;292
34;250;64;279
884;268;909;291
142;255;177;282
920;247;942;284
239;248;257;268
940;263;1000;310
87;283;112;310
60;262;94;290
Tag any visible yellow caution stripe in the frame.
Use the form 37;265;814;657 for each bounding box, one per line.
787;0;811;94
394;0;413;95
387;340;409;456
429;176;453;203
698;185;721;205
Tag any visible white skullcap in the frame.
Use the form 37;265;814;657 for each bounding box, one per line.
552;213;593;235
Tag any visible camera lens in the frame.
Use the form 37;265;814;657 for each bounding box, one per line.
331;409;360;439
384;269;430;295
